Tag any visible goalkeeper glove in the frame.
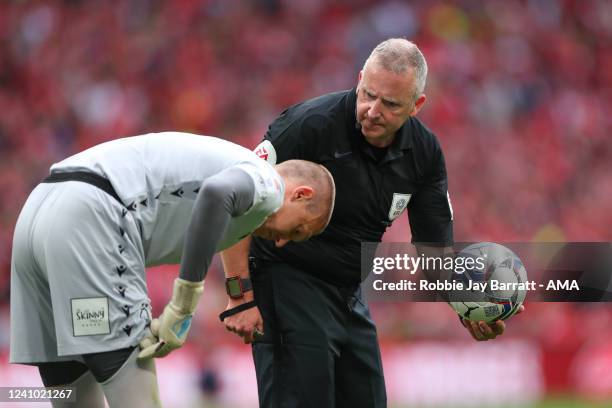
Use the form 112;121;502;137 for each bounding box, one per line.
138;278;204;359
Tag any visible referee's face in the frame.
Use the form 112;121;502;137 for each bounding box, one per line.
356;62;426;147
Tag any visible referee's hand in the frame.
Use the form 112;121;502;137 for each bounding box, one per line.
460;305;524;341
224;293;264;344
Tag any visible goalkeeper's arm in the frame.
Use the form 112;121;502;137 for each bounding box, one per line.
138;167;255;359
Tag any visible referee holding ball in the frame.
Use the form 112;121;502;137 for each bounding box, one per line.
221;38;509;408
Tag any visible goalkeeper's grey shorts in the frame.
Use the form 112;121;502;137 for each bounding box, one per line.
10;180;152;364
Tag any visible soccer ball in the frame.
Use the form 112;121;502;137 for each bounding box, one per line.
449;242;527;323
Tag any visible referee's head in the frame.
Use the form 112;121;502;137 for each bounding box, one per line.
356;38;428;147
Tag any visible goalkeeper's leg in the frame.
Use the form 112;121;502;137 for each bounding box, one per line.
38;347;161;407
84;347;162;408
38;361;105;408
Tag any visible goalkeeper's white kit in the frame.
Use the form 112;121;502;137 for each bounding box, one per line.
10;132;283;364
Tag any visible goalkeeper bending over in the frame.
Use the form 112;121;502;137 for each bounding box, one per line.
9;132;335;407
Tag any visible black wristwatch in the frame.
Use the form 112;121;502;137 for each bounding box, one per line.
225;276;253;299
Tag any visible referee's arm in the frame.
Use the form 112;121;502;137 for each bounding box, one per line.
220;237;262;344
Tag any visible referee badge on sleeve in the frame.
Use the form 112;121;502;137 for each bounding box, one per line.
388;193;411;221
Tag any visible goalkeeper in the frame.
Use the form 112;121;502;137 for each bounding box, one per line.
9;132;335;407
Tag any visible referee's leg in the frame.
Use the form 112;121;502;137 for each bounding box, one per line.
335;290;387;408
251;261;343;408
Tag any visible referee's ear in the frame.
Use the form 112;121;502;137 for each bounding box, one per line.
410;94;427;116
291;186;314;201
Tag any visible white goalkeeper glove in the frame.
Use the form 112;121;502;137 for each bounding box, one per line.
138;278;204;360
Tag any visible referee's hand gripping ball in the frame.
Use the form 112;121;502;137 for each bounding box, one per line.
460;305;525;341
138;278;204;359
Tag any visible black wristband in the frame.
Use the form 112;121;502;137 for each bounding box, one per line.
219;300;257;322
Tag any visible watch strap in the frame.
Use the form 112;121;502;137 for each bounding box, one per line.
240;277;252;292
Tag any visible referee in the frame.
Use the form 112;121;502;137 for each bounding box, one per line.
222;39;507;407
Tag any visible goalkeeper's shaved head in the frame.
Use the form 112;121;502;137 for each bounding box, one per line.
276;160;336;232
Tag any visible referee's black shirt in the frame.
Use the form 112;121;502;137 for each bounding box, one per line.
251;88;453;286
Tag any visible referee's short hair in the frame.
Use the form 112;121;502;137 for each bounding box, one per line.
276;160;336;232
363;38;428;102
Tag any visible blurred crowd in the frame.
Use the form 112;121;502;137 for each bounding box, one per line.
1;0;612;401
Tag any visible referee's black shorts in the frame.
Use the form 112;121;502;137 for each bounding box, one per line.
250;259;387;408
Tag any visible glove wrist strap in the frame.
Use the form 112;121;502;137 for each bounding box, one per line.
171;278;204;313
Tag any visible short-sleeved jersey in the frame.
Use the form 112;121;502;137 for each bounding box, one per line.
251;89;453;286
51;132;284;266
